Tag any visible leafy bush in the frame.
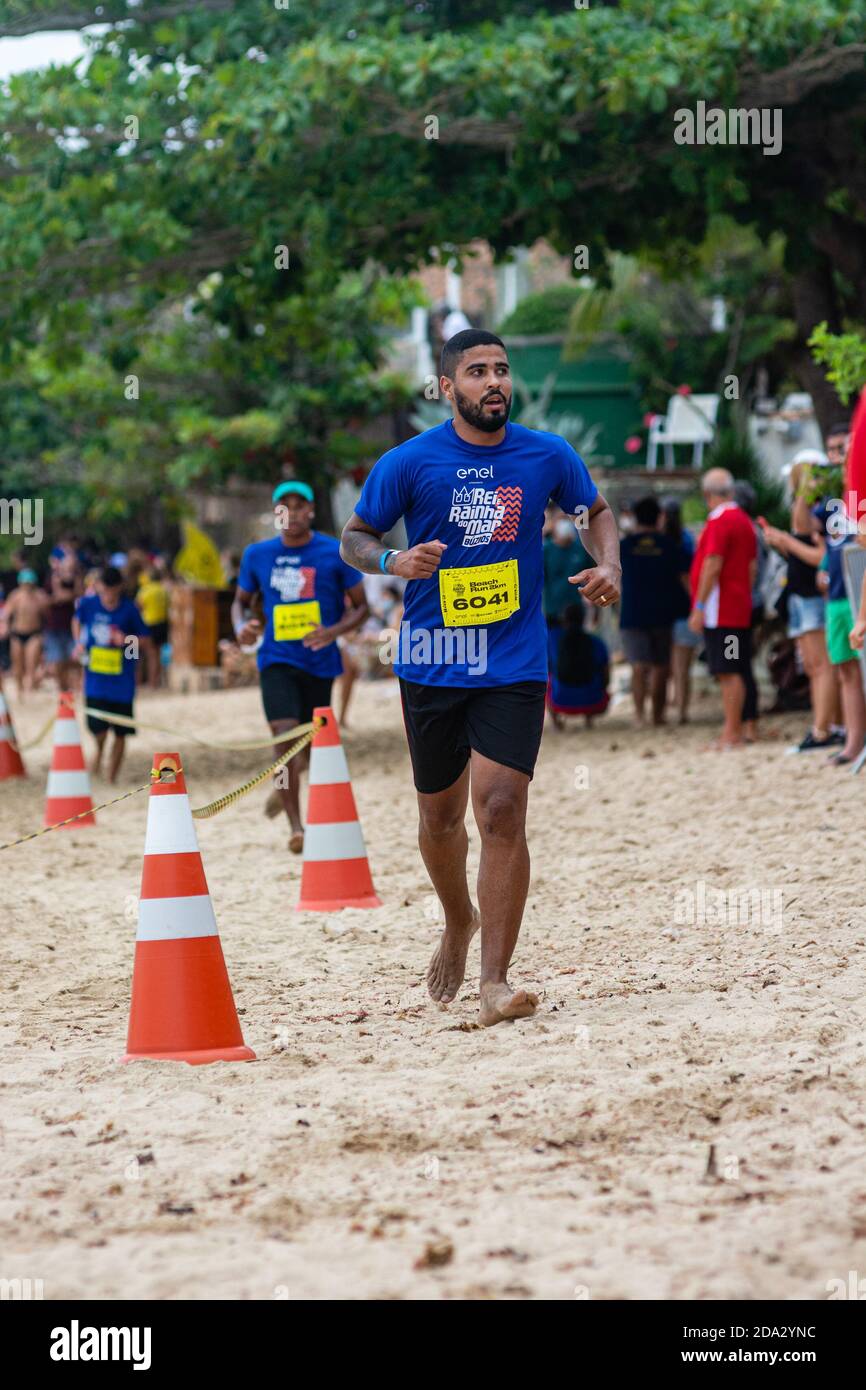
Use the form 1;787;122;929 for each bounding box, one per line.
498;284;587;336
808;323;866;405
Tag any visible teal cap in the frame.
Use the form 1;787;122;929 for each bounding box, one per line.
17;568;38;584
272;480;314;505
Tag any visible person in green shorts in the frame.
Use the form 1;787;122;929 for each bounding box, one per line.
820;521;865;764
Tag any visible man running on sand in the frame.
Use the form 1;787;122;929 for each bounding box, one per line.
341;329;620;1026
232;481;368;854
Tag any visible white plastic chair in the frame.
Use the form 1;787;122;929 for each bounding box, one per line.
646;393;719;471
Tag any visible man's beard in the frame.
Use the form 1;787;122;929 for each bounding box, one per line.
454;386;511;433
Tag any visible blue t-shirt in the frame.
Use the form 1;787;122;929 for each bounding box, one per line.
619;530;684;629
355;420;598;686
76;594;147;702
237;533;363;678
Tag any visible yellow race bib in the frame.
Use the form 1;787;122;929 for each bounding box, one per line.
438;560;520;628
273;600;322;642
89;645;123;675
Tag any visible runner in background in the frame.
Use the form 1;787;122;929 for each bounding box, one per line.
231;481;368;854
73;565;150;782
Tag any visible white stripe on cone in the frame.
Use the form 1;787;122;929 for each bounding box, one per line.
0;726;11;742
52;720;83;746
303;820;368;862
143;795;201;855
137;894;218;942
46;769;91;798
308;744;350;786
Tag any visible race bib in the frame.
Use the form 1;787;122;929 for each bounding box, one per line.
273;600;322;642
89;645;123;675
438;560;520;628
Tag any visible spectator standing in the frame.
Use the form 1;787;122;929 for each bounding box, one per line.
819;509;865;763
136;558;170;690
761;451;839;751
660;496;699;723
543;512;594;625
688;469;757;748
619;494;683;726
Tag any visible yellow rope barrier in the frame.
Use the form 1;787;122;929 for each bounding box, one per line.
12;709;57;751
0;767;170;852
83;707;315;751
0;720;321;846
190;720;319;818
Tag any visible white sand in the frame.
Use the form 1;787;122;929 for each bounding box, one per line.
1;678;865;1301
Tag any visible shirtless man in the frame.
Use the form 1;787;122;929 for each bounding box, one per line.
4;569;45;695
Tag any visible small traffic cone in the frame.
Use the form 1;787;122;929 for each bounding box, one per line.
44;691;94;826
123;752;255;1064
0;678;26;779
297;706;381;910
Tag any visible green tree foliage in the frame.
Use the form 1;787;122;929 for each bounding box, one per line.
809;324;866;405
1;0;865;528
498;284;587;336
564;222;795;418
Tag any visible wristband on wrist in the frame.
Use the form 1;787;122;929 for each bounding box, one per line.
694;601;705;613
380;549;399;575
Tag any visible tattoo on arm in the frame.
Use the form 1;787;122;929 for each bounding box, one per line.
340;515;388;575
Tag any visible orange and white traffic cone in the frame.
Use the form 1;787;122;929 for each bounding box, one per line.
44;691;94;826
123;752;255;1064
0;678;26;779
297;706;381;911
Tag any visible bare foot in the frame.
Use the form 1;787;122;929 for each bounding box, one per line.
477;980;539;1028
265;788;283;819
427;907;480;1004
288;831;304;854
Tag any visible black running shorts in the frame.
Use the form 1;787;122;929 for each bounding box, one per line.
260;663;333;726
86;698;135;738
398;678;547;794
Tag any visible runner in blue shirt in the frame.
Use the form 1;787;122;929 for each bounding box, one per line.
341;329;620;1026
231;481;367;854
73;566;150;783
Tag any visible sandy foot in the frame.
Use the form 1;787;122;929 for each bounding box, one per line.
427;908;480;1004
478;981;539;1028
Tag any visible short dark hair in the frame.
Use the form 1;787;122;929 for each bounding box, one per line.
634;494;661;527
828;421;851;437
100;565;123;588
440;329;506;379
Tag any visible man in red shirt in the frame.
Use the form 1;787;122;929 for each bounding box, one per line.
689;468;757;747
